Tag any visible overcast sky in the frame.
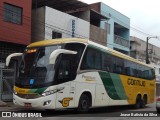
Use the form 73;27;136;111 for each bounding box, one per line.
81;0;160;47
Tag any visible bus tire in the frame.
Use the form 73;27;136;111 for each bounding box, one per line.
77;94;90;113
141;95;147;108
157;108;160;113
135;95;141;109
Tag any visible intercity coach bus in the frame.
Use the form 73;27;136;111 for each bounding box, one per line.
6;38;155;112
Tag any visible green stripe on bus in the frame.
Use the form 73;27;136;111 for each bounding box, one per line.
110;73;128;100
29;89;37;93
35;87;47;94
99;72;121;100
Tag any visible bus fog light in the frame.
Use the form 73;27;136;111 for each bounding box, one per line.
43;100;51;106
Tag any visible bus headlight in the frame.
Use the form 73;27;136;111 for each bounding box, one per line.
41;89;58;96
13;90;17;95
41;87;64;96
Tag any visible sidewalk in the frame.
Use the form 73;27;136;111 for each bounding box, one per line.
0;100;13;107
0;100;7;107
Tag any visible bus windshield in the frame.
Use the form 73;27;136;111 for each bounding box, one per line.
16;43;85;88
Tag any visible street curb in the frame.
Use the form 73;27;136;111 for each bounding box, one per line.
0;100;7;107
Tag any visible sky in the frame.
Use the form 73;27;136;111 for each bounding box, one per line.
80;0;160;47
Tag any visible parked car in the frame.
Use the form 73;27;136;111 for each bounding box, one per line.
156;96;160;113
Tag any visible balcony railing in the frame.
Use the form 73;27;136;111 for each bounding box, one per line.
114;35;129;47
90;25;107;46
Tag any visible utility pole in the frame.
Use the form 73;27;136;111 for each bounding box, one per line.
146;36;158;64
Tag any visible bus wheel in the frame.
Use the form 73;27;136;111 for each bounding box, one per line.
135;95;141;109
77;94;90;113
141;95;147;108
157;108;160;113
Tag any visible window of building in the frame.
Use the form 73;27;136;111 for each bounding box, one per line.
3;3;22;25
52;31;62;39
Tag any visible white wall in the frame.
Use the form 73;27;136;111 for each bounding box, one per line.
45;7;90;39
153;64;160;83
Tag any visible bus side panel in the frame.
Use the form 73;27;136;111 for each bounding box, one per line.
120;75;155;105
74;72;101;107
99;72;129;106
74;82;96;107
75;72;129;107
94;84;110;106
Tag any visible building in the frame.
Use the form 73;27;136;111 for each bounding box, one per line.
130;36;160;64
65;2;130;51
66;5;108;46
0;0;107;101
0;0;130;101
32;1;130;51
130;36;160;96
0;0;32;101
32;0;108;46
0;0;32;63
0;0;32;55
88;2;130;55
32;6;90;43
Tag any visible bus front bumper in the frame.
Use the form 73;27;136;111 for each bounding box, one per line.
13;94;56;109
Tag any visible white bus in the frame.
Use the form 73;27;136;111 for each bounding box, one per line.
6;38;156;112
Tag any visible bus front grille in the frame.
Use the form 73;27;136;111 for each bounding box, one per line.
17;93;41;99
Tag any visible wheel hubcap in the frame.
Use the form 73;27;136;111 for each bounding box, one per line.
82;100;87;109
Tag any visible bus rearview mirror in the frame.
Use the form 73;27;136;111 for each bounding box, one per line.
49;49;77;64
6;53;23;67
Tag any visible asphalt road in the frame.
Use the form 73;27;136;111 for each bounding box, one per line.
0;103;159;120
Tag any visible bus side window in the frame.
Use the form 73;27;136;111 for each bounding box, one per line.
146;67;154;80
117;57;124;74
124;60;131;76
137;65;143;78
81;47;102;70
151;69;155;79
129;62;137;77
112;56;124;74
125;67;131;76
102;53;113;72
55;43;85;84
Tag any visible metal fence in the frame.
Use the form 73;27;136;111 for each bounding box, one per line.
0;68;15;101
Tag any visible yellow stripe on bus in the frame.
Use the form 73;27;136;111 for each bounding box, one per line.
27;38;88;48
120;75;155;104
14;86;30;94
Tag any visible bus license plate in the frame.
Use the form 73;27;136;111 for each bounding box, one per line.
24;103;32;108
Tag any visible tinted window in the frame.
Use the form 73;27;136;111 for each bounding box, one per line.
81;47;102;70
113;56;125;74
102;53;113;72
80;46;155;80
55;43;85;84
137;65;143;78
124;60;155;80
